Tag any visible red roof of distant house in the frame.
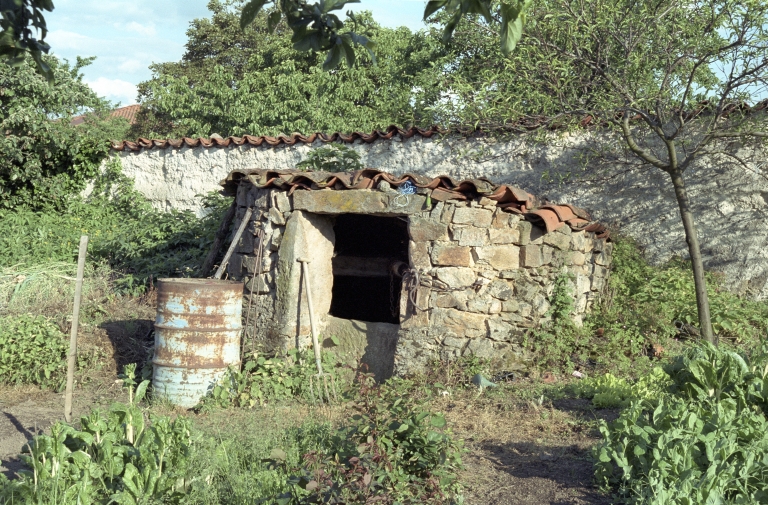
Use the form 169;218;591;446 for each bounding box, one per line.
71;104;140;126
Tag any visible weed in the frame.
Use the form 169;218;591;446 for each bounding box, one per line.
200;347;343;409
0;315;67;389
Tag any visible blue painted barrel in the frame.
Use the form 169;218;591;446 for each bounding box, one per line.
153;278;243;408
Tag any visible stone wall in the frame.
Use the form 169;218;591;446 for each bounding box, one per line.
395;197;610;375
225;181;611;376
107;131;768;299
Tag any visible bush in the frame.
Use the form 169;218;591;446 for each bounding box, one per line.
0;315;67;389
594;342;768;504
0;158;231;294
201;348;342;409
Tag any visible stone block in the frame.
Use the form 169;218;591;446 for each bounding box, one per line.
570;251;586;266
274;192;292;213
236;183;249;207
544;232;571;250
487;280;515;300
431;244;472;267
432;308;488;338
435;267;476;288
489;228;520;245
519;245;544;268
489;299;502;314
268;207;286;226
541;246;554;266
519;302;533;318
453;226;488;246
465;338;495;358
478;197;496;207
576;274;591;295
487;318;515;342
593;246;611;266
429;201;445;220
473;245;520;270
501;299;520;313
247;187;269;209
467;297;491;313
452;207;493;227
518;221;545;245
441;203;455;224
515;279;539;300
293;188;427;215
443;335;468;349
532;294;550;316
410;241;432;270
269;228;283;251
409;216;449;241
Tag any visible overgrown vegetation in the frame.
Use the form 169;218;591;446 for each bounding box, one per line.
525;238;768;376
295;144;363;173
201;348;342;409
0;315;67;389
0;158;231;294
595;342;768;504
0;55;129;210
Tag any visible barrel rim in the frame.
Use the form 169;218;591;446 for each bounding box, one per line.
157;278;244;287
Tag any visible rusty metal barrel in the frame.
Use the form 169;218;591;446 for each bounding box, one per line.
153;278;243;408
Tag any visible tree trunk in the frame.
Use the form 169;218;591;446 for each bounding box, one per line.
668;169;715;344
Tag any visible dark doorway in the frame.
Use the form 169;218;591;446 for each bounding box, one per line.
329;214;409;324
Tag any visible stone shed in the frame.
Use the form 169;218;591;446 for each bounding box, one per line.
220;168;612;380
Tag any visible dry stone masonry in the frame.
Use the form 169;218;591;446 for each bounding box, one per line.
224;172;611;378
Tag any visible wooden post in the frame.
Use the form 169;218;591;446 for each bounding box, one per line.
214;207;253;280
64;236;88;422
200;200;237;277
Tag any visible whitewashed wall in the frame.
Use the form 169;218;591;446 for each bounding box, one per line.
107;132;768;299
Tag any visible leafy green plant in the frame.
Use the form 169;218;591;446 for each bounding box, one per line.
0;364;192;504
296;144;364;173
0;314;67;389
594;342;768;504
277;369;463;504
574;367;671;408
202;347;342;409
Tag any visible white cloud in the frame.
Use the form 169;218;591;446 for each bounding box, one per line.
85;77;137;106
46;30;94;52
124;22;157;37
117;59;146;74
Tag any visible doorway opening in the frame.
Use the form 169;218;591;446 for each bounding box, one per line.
329;214;409;324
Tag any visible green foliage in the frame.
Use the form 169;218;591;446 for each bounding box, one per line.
0;0;54;81
0;366;192;504
574;367;671;409
0;314;66;388
594;342;768;504
0;158;232;293
0;55;128;210
132;3;444;139
274;371;463;504
202;347;342;408
296;144;363;172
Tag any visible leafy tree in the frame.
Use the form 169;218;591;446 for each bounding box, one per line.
132;1;445;138
238;0;529;68
0;55;130;209
0;0;53;81
424;0;768;343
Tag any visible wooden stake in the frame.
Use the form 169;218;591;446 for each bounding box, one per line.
200;199;237;277
214;207;253;280
64;236;88;422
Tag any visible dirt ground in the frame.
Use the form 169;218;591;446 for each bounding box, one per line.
0;374;616;504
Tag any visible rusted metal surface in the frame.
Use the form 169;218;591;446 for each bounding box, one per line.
153;278;243;409
221;168;610;238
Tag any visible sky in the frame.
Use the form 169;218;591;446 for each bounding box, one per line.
46;1;428;107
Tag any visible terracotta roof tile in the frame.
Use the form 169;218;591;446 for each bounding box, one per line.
222;168;610;238
111;125;445;151
71;104;141;126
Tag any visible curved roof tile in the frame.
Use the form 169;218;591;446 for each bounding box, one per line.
222;168;610;239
